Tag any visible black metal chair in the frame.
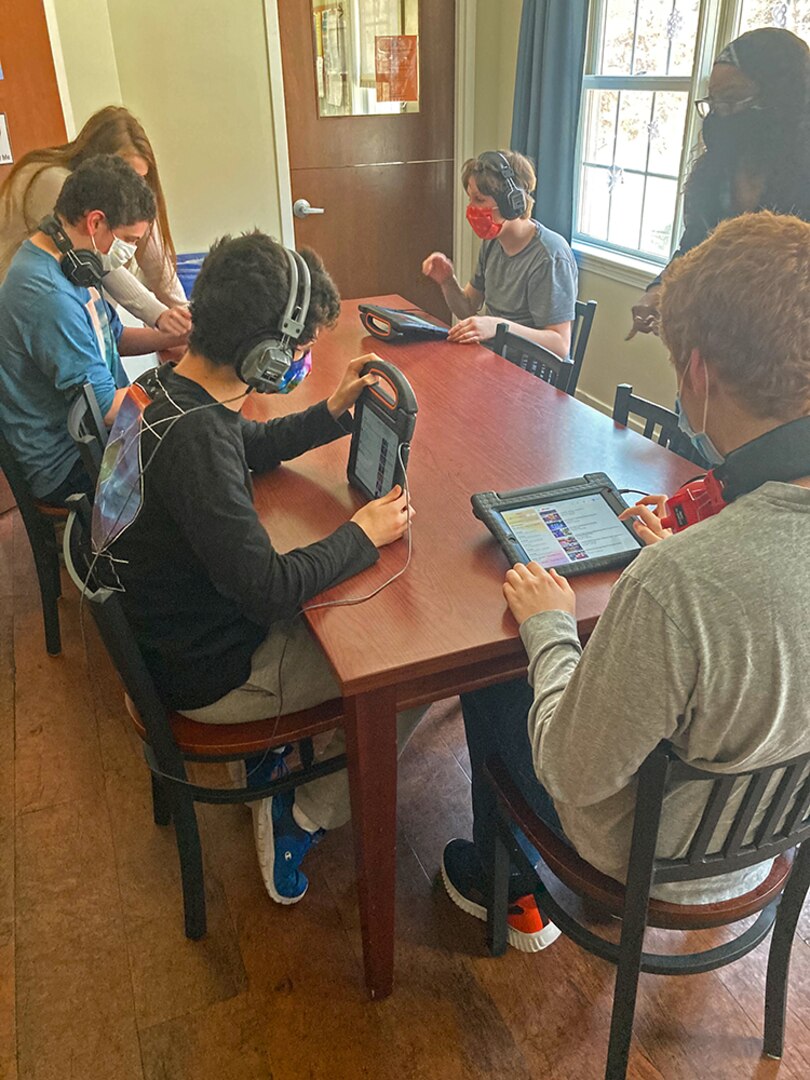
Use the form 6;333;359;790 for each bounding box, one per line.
0;429;64;655
492;323;576;393
62;493;347;940
67;382;108;485
612;383;709;467
485;743;810;1080
570;299;598;396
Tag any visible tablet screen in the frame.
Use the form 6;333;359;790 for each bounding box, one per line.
354;405;399;497
496;493;641;568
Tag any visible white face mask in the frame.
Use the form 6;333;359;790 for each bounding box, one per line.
91;230;138;273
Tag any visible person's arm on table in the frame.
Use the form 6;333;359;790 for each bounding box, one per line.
422;252;483;319
504;561;696;808
447;315;572;356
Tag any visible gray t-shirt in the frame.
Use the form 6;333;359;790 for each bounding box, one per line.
471;220;578;331
520;481;810;903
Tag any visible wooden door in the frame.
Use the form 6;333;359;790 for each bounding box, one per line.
0;0;66;185
0;0;66;510
278;0;455;319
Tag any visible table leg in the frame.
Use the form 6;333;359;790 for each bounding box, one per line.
344;686;398;1000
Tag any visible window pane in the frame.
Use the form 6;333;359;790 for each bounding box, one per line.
599;0;639;74
640;176;679;257
597;0;700;75
632;0;700;76
582;90;619;165
579;165;611;241
615;90;655;172
738;1;810;38
647;91;689;175
313;0;420;118
608;170;645;248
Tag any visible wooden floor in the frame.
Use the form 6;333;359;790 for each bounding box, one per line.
2;506;810;1080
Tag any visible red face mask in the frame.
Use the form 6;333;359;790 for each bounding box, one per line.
466;204;503;240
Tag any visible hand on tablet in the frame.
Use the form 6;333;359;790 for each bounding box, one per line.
327;354;381;419
503;562;576;625
618;496;672;545
352;485;414;548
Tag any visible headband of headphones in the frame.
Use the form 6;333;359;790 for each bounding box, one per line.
235;247;312;394
39;214;105;289
478;151;529;221
662;415;810;530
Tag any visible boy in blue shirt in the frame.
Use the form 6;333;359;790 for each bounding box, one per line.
0;154;186;505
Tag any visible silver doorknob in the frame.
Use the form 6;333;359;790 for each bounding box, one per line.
293;198;325;218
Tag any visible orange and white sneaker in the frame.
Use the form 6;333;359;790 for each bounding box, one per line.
441;838;560;953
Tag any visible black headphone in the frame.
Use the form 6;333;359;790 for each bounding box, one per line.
479;151;529;220
235;247;312;394
39;215;105;288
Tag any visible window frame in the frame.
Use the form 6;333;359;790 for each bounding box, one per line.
572;0;746;270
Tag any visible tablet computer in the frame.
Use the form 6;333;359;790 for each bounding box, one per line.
471;472;643;577
347;359;418;500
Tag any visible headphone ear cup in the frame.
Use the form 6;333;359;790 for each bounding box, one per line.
61;249;104;289
238;339;292;392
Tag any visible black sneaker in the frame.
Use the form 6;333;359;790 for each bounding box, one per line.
441;838;560;953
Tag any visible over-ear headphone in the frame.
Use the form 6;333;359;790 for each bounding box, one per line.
661;415;810;531
235;247;312;394
479;151;529;221
39;215;105;289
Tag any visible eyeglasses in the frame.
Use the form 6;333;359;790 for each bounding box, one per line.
694;95;761;119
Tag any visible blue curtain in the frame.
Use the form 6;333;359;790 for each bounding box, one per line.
510;0;589;241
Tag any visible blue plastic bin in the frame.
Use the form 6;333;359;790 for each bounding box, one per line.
176;252;206;298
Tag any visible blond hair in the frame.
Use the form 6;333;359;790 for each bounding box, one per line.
461;150;536;219
660;212;810;420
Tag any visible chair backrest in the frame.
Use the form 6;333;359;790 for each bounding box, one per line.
568;300;597;396
613;383;708;467
630;741;810;893
492;323;575;393
63;493;186;777
67;383;108;484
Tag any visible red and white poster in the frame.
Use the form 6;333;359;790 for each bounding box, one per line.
374;35;418;102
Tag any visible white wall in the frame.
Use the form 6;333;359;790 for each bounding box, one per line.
50;0;122;124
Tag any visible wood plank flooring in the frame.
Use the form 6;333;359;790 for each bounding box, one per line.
1;506;808;1080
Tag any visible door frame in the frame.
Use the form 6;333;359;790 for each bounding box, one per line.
262;0;478;285
41;0;77;138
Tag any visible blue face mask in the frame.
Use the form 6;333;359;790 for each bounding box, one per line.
675;393;724;466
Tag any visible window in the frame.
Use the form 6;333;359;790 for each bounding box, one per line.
575;0;810;264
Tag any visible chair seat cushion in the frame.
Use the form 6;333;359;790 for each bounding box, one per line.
125;694;343;757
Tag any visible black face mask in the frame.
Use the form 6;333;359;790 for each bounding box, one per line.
701;107;773;160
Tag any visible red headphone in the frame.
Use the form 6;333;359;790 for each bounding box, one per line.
660;416;810;533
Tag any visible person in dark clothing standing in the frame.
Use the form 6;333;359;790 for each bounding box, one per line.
102;232;420;905
629;27;809;337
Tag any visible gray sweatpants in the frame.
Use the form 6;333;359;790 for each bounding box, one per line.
180;618;423;830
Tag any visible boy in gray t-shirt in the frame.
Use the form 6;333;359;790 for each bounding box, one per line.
422;150;577;358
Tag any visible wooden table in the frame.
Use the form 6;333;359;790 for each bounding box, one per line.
244;295;699;999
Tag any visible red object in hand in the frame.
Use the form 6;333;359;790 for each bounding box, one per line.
661;471;727;532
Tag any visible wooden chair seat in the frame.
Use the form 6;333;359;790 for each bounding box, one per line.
32;501;69;519
487;756;794;931
125;693;344;757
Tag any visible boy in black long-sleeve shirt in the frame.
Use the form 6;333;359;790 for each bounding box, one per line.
105;233;419;904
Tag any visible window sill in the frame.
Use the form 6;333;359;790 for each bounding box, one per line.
573;241;663;292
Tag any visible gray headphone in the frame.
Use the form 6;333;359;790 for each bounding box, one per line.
235;247;312;393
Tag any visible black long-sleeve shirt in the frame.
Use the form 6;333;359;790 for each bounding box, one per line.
109;367;378;709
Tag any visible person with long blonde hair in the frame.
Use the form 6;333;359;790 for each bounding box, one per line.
0;106;190;336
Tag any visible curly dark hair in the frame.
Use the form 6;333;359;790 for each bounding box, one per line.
54;153;156;228
188;232;341;367
684;29;810;231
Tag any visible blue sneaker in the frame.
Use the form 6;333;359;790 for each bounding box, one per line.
253;790;323;905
